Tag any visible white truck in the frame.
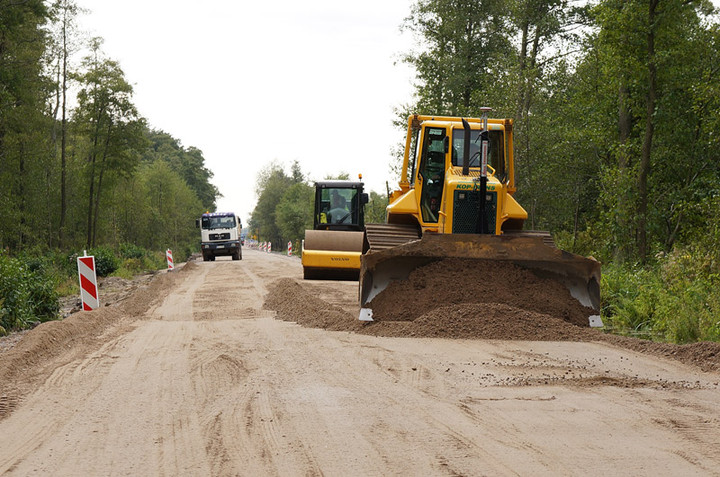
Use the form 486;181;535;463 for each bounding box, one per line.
196;212;242;261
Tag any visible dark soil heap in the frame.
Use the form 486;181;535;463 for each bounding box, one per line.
263;278;364;333
264;275;720;374
264;276;591;342
368;258;595;327
388;303;591;341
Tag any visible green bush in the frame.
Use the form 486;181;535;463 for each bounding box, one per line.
87;246;119;277
0;252;59;332
119;243;146;259
601;265;661;340
601;253;720;343
653;248;720;343
120;257;144;274
112;248;166;278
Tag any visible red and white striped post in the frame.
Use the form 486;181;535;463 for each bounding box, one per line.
77;251;99;311
288;241;292;256
267;242;272;253
166;249;174;270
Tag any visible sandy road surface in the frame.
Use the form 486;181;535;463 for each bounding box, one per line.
1;249;720;476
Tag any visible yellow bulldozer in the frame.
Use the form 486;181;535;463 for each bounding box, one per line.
359;110;602;326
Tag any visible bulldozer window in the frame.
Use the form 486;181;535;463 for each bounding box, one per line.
452;129;506;179
418;128;447;223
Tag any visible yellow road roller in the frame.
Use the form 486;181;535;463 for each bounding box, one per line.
301;180;369;280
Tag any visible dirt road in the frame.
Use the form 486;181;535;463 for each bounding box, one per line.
1;249;719;476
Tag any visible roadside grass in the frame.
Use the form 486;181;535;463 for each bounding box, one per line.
602;255;720;344
0;245;188;334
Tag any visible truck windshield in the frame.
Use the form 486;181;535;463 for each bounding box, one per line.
202;216;236;229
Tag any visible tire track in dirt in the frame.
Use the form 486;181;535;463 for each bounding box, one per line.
180;254;326;476
2;250;720;475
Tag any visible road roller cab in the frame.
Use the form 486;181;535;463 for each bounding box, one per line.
302;181;369;280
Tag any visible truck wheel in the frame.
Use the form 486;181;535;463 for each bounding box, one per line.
203;253;210;262
232;250;240;261
210;255;216;261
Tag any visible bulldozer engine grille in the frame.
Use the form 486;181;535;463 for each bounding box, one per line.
452;190;496;233
210;233;231;240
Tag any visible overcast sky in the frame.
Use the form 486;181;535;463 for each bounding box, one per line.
75;1;417;223
73;1;719;224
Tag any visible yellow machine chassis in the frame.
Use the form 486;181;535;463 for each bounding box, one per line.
302;230;364;280
301;249;362;270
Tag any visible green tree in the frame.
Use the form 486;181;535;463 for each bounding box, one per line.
143;130;219;211
249;162;292;248
140;160;202;253
323;171;350;180
73;39;146;247
276;182;314;244
401;0;514;116
0;0;51;249
366;191;389;223
589;0;719;262
47;0;84;247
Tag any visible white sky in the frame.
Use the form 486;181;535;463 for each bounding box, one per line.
73;1;720;224
75;1;417;223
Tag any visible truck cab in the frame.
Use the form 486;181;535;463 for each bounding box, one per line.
196;212;242;261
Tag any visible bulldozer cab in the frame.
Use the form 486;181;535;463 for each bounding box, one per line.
313;181;368;231
417;127;448;224
451;128;507;182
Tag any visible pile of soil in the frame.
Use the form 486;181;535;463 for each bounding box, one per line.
367;303;592;341
368;259;596;327
263;276;720;374
264;277;591;341
263;278;364;333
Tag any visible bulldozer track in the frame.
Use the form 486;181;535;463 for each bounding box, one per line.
366;224;555;251
365;223;420;251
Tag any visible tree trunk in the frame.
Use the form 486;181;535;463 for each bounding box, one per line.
59;19;69;248
615;83;633;262
91;122;113;247
463;18;474;110
86;151;96;248
86;118;103;247
638;0;658;262
515;19;529;122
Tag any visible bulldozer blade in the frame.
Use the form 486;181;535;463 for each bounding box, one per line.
358;233;601;325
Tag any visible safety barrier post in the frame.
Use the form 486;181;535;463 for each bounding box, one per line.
166;249;174;270
288;241;292;256
77;250;99;311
